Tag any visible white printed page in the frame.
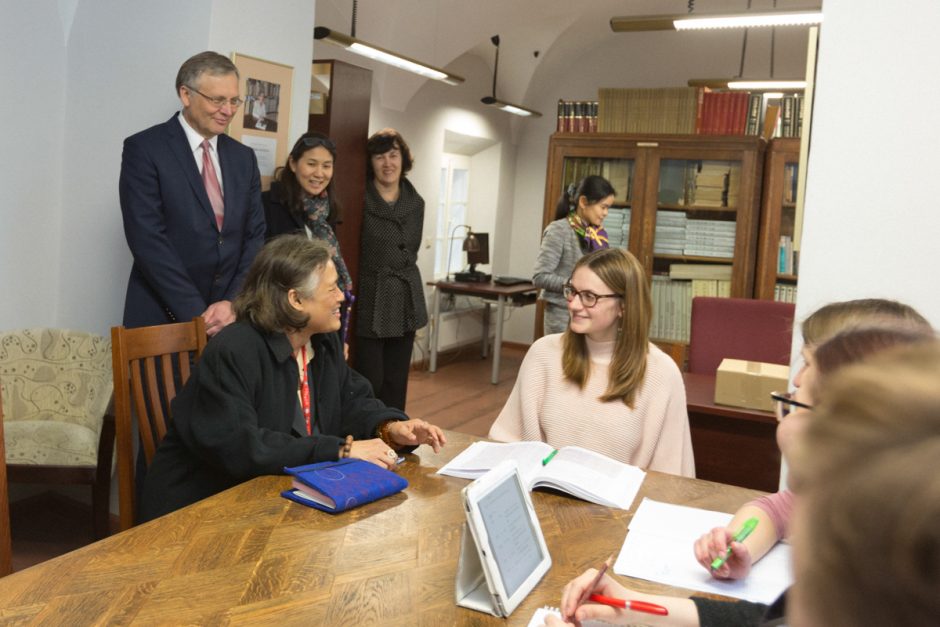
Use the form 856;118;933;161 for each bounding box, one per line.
533;446;646;510
613;499;792;604
437;441;553;480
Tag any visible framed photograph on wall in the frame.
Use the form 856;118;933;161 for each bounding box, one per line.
228;53;293;190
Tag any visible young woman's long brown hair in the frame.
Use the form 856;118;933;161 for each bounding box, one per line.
562;248;651;406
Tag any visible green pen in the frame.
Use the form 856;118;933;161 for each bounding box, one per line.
710;517;759;571
541;449;559;466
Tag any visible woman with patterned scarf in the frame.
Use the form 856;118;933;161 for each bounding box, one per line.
533;175;616;334
263;132;354;356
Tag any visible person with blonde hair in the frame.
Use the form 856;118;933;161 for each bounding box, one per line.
789;341;940;627
693;298;933;581
543;330;937;627
489;247;694;476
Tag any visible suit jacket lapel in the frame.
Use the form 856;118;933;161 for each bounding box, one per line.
164;115;218;227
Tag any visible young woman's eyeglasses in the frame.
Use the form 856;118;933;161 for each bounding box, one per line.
185;86;244;109
771;391;813;421
562;283;620;308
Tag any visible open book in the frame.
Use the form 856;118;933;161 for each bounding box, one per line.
438;441;645;510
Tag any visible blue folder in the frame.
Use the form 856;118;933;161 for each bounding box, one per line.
282;458;408;513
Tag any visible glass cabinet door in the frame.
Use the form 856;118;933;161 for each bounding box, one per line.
560;156;635;250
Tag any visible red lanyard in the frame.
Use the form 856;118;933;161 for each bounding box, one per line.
299;345;312;434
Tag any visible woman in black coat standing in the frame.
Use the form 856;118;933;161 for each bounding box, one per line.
354;129;428;410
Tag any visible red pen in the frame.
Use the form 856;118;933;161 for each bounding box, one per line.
589;593;669;616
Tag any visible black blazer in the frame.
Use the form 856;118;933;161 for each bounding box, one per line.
119;114;266;327
140;323;408;521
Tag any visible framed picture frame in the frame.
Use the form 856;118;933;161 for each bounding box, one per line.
228;52;294;190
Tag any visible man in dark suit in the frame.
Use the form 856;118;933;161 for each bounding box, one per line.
120;51;265;335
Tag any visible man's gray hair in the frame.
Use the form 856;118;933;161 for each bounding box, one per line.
175;51;239;92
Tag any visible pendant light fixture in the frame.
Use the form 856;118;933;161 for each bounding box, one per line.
314;0;464;85
480;35;542;118
610;8;822;32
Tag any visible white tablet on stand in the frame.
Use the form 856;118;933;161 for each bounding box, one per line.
455;460;552;617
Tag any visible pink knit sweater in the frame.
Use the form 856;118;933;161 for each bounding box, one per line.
489;334;695;477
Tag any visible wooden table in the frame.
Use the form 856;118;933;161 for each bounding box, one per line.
428;280;538;384
684;372;781;492
0;431;764;625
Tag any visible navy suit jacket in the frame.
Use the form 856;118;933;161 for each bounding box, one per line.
119;114;266;328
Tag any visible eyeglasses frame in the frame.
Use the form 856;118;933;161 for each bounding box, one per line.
185;85;244;110
562;283;621;309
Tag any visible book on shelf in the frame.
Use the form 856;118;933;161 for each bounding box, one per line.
774;283;798;303
597;87;700;134
669;263;733;280
557;99;599;133
437;440;646;510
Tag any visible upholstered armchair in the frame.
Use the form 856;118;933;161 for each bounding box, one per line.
0;328;114;538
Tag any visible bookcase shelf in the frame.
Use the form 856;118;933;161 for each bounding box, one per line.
755;138;801;301
539;133;766;343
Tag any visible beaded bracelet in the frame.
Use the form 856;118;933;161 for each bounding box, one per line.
339;435;354;459
377;420;396;448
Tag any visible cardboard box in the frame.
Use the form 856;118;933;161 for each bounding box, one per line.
714;358;790;412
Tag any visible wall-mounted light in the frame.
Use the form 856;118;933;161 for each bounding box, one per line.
611;9;822;32
314;26;464;85
480;35;542;118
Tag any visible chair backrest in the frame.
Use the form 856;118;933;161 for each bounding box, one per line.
688;297;796;375
111;318;207;530
0;386;12;577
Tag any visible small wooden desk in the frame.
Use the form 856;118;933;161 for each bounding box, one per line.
0;431;764;625
684;372;781;492
428;280;538;384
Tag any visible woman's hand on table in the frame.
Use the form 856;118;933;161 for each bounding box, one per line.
349;438;399;469
387;419;447;453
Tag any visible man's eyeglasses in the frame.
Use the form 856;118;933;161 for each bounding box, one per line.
186;86;243;109
771;391;813;421
563;283;620;308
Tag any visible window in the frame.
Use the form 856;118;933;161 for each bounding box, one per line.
435;154;471;278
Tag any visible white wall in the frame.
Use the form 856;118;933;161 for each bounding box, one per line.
0;0;313;337
795;0;940;328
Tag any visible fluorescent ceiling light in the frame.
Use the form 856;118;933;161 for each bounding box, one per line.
480;96;541;117
314;27;464;85
688;78;806;91
611;10;823;32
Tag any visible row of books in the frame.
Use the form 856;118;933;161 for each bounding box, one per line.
650;275;733;342
774;283;798;303
561;157;633;204
654;211;737;258
594;87;804;138
778;236;799;275
783;164;799;205
556;100;599;133
603;208;632;249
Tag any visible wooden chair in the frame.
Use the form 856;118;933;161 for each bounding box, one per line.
688;297;796;375
0;387;12;576
111;318;207;531
0;329;114;540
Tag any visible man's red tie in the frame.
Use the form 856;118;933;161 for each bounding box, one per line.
201;140;224;230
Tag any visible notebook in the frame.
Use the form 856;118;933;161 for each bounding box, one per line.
281;458;407;513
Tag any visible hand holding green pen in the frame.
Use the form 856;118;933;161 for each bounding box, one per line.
710;517;759;571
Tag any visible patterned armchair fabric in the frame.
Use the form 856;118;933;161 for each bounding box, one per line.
0;329;112;467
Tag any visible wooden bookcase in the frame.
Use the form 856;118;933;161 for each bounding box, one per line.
755;138;801;301
539;133;767;356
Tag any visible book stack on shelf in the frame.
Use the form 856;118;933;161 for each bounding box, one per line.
777;235;798;276
685;219;736;258
689;161;730;207
556;100;598;133
672;263;733;298
651;275;692;342
783;163;798;204
654;211;687;255
603;208;631;249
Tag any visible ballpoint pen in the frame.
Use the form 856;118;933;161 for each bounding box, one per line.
711;516;759;570
541;449;559;466
573;555;613;615
589;593;669;616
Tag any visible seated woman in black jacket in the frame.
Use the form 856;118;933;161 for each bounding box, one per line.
140;235;445;521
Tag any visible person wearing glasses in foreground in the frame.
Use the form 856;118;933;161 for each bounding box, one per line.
543;326;936;627
693;299;932;582
263;132;355;356
119;51;265;336
140;235;446;522
489;247;695;476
